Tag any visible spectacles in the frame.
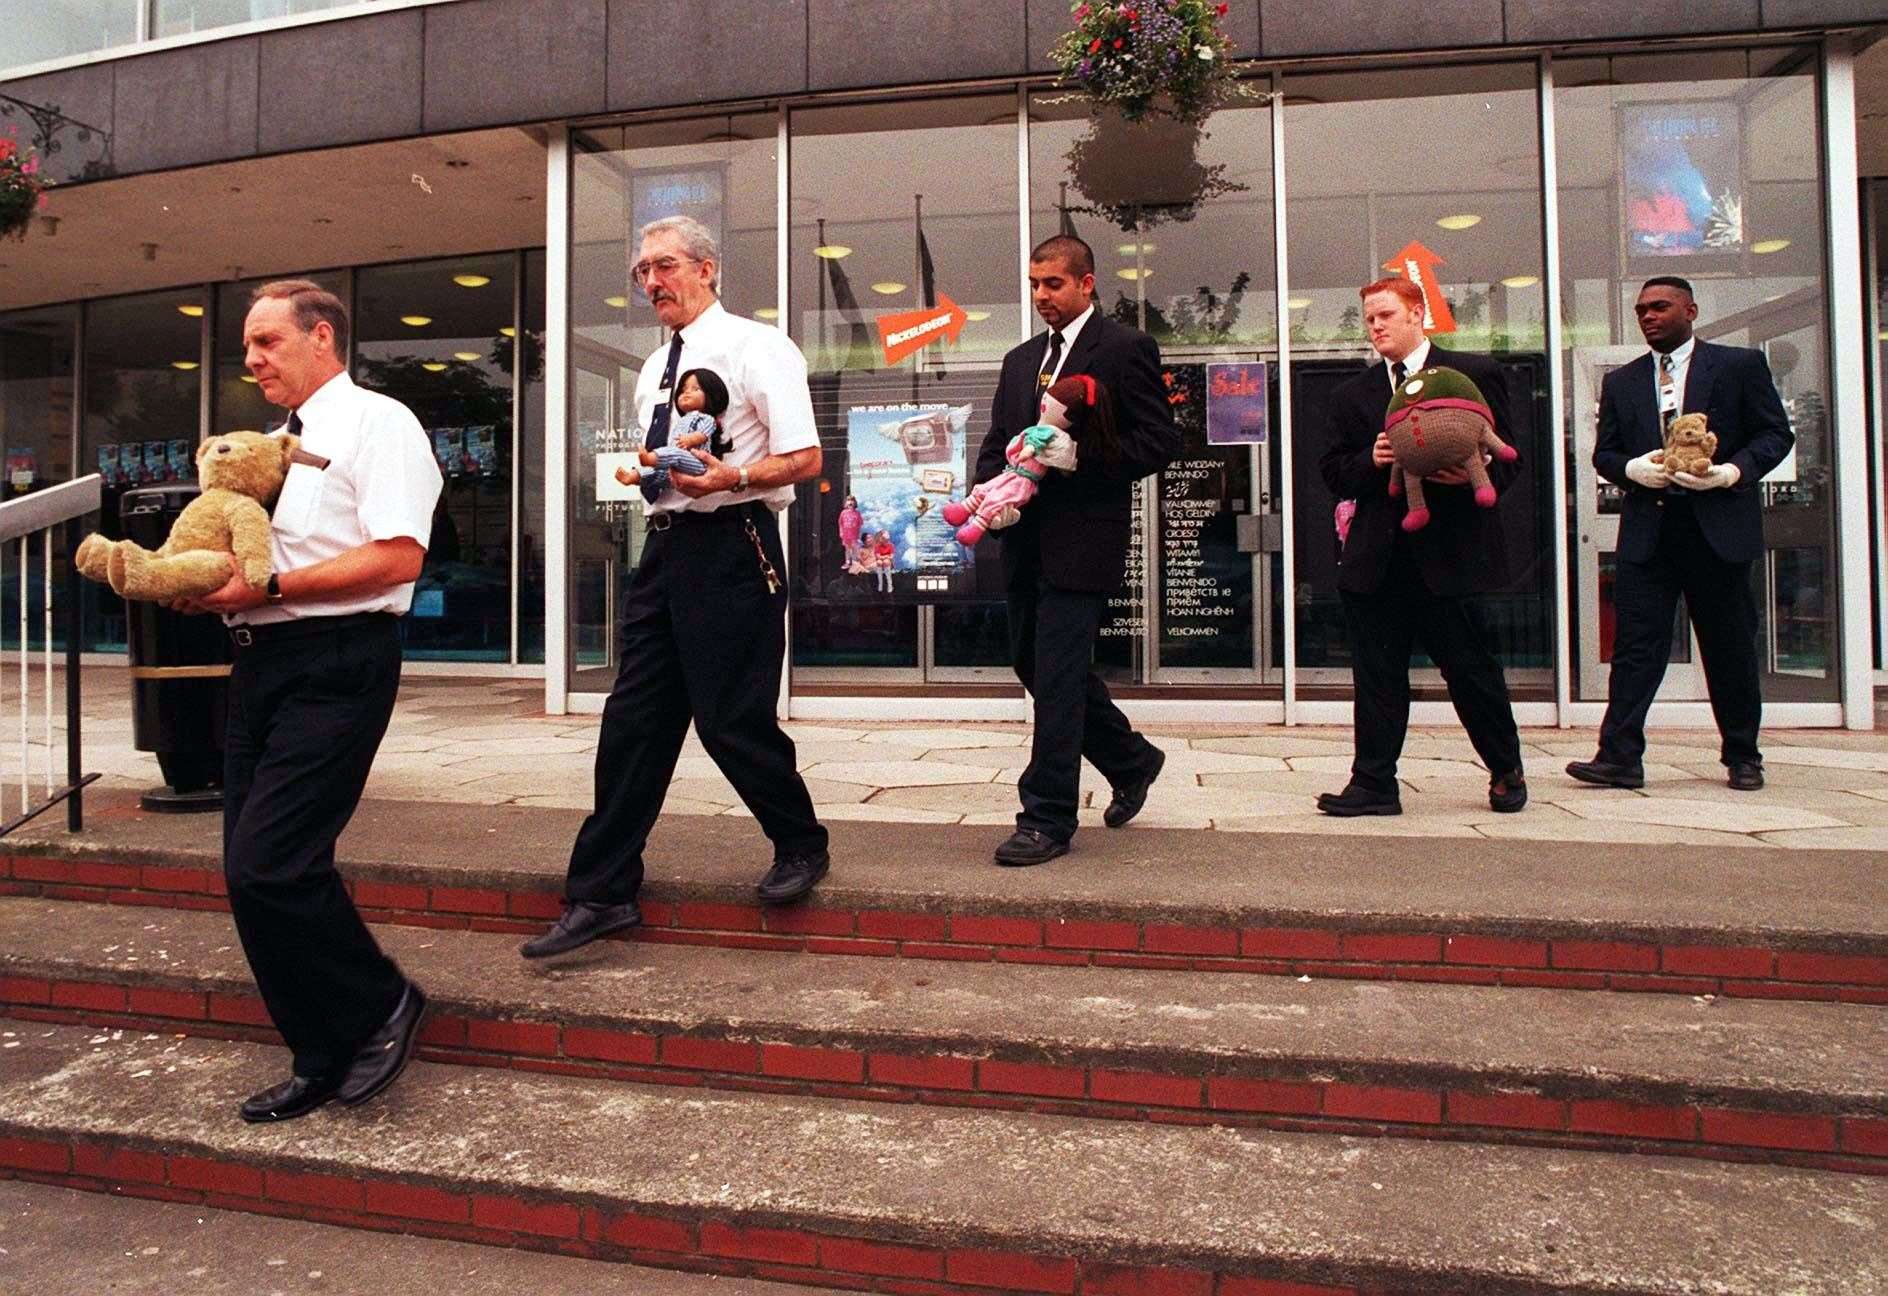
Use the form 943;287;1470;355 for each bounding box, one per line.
631;255;701;283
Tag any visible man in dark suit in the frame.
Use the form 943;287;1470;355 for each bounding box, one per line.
1568;276;1793;792
974;235;1180;866
1316;276;1526;817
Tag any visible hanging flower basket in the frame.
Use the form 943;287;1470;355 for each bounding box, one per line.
0;132;49;242
1049;0;1235;125
1065;110;1247;230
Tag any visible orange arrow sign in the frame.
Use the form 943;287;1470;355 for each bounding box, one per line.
876;293;968;367
1382;241;1457;335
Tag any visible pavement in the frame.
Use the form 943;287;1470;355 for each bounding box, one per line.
15;670;1888;851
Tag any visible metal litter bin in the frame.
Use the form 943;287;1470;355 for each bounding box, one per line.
121;483;230;813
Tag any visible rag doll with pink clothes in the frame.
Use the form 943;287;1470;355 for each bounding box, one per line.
943;374;1116;546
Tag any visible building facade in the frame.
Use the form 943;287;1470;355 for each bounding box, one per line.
2;0;1884;725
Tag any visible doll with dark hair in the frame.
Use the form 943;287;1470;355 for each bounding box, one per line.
943;374;1119;546
615;367;732;494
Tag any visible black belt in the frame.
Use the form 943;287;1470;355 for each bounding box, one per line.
645;502;767;532
229;611;393;649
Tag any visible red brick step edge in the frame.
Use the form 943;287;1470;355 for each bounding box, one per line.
6;853;1886;1004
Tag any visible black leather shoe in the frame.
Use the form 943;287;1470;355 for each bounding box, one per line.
240;1073;343;1124
757;850;830;904
1103;748;1166;829
1316;784;1402;817
1565;758;1645;789
1727;761;1765;791
993;828;1070;867
1488;768;1528;813
519;900;643;959
338;981;427;1107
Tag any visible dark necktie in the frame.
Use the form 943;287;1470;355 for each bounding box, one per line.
641;333;686;504
1391;360;1407;389
1037;331;1065;394
285;411;303;438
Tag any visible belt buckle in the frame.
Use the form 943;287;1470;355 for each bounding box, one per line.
647;511;672;532
231;627;254;647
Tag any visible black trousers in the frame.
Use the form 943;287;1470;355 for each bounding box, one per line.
1007;562;1162;842
1341;550;1522;794
224;613;405;1081
1599;499;1762;767
564;505;826;905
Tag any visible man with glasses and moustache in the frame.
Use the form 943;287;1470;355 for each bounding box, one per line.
522;215;832;960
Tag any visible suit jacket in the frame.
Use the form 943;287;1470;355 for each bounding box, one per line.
975;312;1180;593
1594;339;1793;565
1317;345;1519;597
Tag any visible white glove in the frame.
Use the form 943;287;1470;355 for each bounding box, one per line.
982;504;1023;531
1671;463;1740;492
1624;451;1671;491
1033;430;1078;472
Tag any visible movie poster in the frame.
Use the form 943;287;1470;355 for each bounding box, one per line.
1620;100;1745;270
433;427;464;477
844;403;975;584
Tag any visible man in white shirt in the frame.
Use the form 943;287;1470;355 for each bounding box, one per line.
185;279;443;1122
523;215;831;960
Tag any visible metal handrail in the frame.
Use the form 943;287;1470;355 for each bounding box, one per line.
0;473;103;836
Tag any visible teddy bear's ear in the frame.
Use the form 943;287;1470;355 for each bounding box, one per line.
194;436;215;465
279;433;300;465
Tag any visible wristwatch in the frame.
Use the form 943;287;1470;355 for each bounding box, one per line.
733;465;750;493
264;573;284;606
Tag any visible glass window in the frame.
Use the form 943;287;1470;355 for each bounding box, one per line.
568;113;779;692
213;271;346;436
2;2;140;72
0;305;78;650
154;0;348;39
519;249;547;664
1556;47;1835;701
354;254;516;662
1028;84;1281;686
80;288;206;651
787;95;1022;679
1283;62;1550;689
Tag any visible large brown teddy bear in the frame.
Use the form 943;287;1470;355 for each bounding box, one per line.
74;431;297;602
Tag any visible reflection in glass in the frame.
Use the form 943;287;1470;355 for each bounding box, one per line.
355;255;516;661
0;307;79;650
4;2;139;70
153;0;342;38
569;116;778;692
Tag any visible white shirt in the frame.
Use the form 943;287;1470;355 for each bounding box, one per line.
1385;338;1432;390
234;370;443;625
1650;335;1696;417
634;300;820;514
1039;303;1095;391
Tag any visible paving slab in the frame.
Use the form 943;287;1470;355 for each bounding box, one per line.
6;898;1882;1112
0;1180;823;1296
0;1024;1880;1295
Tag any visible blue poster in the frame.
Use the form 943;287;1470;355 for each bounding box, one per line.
844;403;974;578
1205;362;1268;445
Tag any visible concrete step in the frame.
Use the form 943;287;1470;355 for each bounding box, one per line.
0;1179;830;1295
1;1021;1882;1296
2;898;1882;1173
7;790;1886;1002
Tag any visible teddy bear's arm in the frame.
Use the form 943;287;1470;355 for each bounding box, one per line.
222;496;276;591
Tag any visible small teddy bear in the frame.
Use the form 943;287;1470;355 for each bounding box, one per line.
1382;365;1518;532
943;374;1113;546
75;430;297;602
1655;412;1717;476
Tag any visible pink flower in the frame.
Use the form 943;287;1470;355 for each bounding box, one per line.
20;156;38;176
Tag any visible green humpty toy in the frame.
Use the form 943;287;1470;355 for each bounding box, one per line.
1381;366;1517;532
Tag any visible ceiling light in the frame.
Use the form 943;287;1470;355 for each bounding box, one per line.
421;362;448;372
452;273;492;288
813;244;853;259
1436;213;1482;231
964;310;991;322
603;295;629;308
240;375;258;384
170;360;199;371
400;314;432;327
1115;241;1156;256
754;307;780;320
499;326;517;338
1500;275;1539;288
870;281;907;295
1116;267;1152;282
1752;238;1790;254
1286;297;1311;309
452;351;481;362
176;304;204;318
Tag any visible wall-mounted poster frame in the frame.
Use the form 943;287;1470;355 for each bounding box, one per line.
1617;97;1748;278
